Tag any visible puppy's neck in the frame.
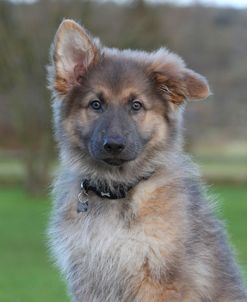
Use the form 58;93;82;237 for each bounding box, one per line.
76;171;155;213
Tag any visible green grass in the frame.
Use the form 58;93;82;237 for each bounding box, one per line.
213;185;247;279
0;189;69;302
0;186;246;301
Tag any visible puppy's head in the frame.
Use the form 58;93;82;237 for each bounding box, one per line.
48;20;210;180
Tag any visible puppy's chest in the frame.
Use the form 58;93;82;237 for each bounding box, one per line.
54;185;187;300
63;199;168;283
71;204;151;267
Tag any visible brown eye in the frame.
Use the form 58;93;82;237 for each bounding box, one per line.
131;100;143;111
90;100;102;111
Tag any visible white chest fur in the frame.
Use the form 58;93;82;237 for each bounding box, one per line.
49;174;189;301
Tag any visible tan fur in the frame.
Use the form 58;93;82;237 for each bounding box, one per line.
53;19;100;95
48;19;247;302
136;267;182;302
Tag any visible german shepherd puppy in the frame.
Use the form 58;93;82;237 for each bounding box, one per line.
48;19;247;302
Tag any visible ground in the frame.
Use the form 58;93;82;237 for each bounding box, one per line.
0;186;246;302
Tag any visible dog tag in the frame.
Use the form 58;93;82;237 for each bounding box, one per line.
77;200;88;213
77;191;89;213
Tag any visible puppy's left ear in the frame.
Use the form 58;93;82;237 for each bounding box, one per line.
49;19;100;96
154;69;210;105
181;69;210;101
149;50;210;105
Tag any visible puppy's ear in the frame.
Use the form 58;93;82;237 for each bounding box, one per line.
182;69;210;101
50;19;100;96
149;49;210;106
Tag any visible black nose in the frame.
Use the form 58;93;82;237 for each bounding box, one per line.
103;137;126;155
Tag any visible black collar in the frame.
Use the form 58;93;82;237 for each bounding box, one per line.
82;179;131;199
77;175;152;213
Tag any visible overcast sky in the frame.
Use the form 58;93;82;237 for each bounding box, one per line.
11;0;247;9
156;0;247;8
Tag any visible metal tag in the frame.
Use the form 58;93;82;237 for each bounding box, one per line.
77;185;89;213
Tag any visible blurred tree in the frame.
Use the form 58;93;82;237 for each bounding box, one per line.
0;0;54;194
0;0;246;193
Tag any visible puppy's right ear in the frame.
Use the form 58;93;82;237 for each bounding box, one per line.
49;19;100;96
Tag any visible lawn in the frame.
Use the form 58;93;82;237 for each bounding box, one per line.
0;189;69;302
0;186;246;301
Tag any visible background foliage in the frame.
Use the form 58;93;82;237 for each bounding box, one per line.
0;0;246;301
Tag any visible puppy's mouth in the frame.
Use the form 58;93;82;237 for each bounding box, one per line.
103;158;127;166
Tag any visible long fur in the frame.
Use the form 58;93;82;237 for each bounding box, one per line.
48;20;247;302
